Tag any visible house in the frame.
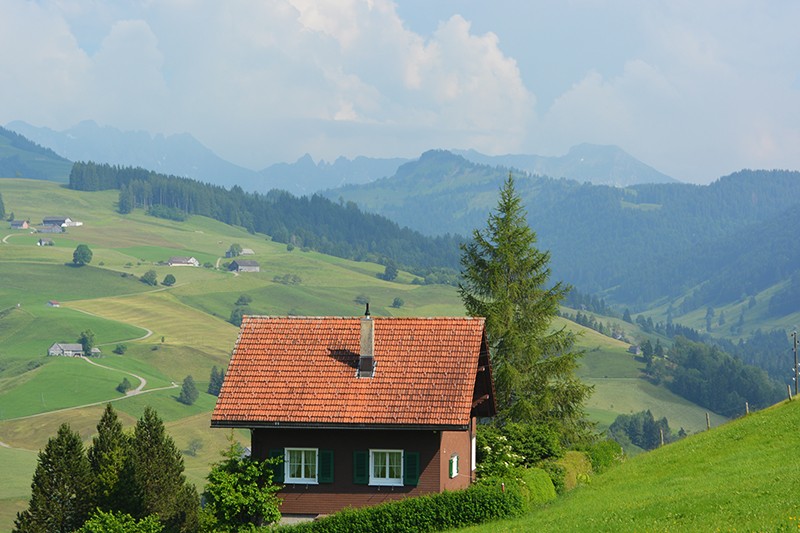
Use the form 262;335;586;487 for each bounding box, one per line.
229;259;260;273
168;256;200;267
225;248;255;258
211;309;496;518
47;300;60;307
10;220;29;229
47;343;101;357
36;224;64;234
37;238;54;246
42;216;72;227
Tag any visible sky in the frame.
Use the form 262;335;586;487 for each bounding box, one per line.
1;1;798;184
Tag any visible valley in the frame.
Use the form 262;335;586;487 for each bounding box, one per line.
0;177;730;530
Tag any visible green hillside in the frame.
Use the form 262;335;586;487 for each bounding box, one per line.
0;177;732;531
0;126;72;182
458;398;800;532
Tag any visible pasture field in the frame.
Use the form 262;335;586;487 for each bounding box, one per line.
0;446;38;531
0;357;129;419
563;317;730;435
456;399;800;532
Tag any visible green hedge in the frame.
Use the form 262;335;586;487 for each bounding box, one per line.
277;479;525;533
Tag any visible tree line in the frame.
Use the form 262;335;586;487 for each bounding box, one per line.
15;403;280;533
15;405;198;533
68;162;463;281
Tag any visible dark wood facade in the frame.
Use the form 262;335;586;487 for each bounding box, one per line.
252;420;476;516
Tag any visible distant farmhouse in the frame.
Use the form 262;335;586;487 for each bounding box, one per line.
10;220;29;229
42;216;83;228
47;343;100;357
47;300;60;307
225;247;255;258
229;260;260;273
35;224;64;234
37;238;54;246
168;256;200;267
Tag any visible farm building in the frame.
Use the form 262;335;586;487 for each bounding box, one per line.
229;260;260;272
37;238;54;246
211;308;495;518
36;224;64;234
42;216;71;227
10;220;29;229
168;256;200;267
47;343;101;357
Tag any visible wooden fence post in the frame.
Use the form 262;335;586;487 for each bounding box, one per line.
789;384;793;402
745;401;749;415
706;412;710;430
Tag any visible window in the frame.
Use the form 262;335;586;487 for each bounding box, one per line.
370;449;403;486
449;454;459;478
285;448;318;484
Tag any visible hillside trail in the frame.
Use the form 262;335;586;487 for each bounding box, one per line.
0;359;177;426
80;355;150;394
0;343;177;450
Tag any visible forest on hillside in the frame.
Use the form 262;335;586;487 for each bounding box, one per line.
325;151;800;315
68;161;463;283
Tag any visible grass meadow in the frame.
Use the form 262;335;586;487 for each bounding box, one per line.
0;178;739;531
456;399;800;532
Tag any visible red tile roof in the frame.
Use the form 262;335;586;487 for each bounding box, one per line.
211;315;492;429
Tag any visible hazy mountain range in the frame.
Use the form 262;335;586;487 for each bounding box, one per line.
5;121;676;193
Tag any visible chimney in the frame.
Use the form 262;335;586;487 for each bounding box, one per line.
358;303;375;378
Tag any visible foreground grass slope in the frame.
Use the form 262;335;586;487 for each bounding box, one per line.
459;398;800;532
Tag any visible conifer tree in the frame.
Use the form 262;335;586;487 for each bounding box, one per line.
0;192;5;220
459;174;591;437
87;404;130;512
177;375;199;405
123;406;199;533
14;424;92;533
208;366;225;396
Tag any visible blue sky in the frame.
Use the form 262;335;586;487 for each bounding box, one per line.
1;0;798;183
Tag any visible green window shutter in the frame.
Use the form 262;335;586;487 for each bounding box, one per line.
268;448;285;483
403;451;420;486
353;450;369;485
449;455;458;478
319;449;334;483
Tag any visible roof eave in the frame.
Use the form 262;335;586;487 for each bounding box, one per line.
210;420;470;432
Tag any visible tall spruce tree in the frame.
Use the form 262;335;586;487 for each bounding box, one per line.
459;174;591;438
14;424;92;533
87;404;130;511
208;366;225;396
123;406;199;533
0;191;5;220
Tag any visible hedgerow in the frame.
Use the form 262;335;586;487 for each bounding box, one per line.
275;478;527;533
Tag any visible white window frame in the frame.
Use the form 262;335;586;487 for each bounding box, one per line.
369;449;403;486
471;436;477;471
285;447;319;484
